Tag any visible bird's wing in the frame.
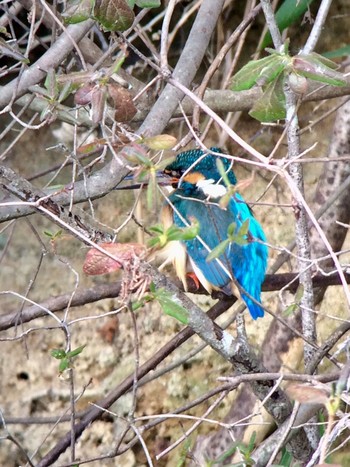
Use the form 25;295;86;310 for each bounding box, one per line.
171;196;234;290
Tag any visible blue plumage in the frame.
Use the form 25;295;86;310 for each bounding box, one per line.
163;147;268;319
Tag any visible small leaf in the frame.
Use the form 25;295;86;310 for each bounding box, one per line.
157;291;189;324
293;55;346;87
51;349;66;359
44;69;59;98
59;359;70;373
295;284;305;303
91;86;107;123
149;224;164;235
206;239;230;262
63;0;93;24
237;219;250;238
135;0;160;7
94;0;134;31
323;45;350;59
66;344;86;358
143;134;177;150
74;83;94;105
0;37;29;62
283;302;299;316
77;139;106;155
58;81;74;103
227;222;237;237
231;54;285;91
249;72;286;122
107;83;137;122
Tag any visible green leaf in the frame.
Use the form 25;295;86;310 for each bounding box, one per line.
279;447;293;467
94;0;134;31
66;344;86;358
206;239;230;263
305;51;339;70
148;223;199;248
231;54;285;91
293;54;346;87
44;69;59;99
323;45;350;59
142;134;177;150
63;0;93;24
135;0;160;7
294;284;304;303
237;219;250;238
283;302;299;316
157;290;189;324
59;358;70;373
58;81;74;103
149;224;164;234
249;72;286;122
227;222;237;237
260;0;316;50
51;349;66;359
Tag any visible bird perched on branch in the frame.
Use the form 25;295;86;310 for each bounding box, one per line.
160;147;268;319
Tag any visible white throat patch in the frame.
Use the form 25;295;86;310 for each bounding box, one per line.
196;178;227;198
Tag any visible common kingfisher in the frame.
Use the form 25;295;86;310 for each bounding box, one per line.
160;147;268;320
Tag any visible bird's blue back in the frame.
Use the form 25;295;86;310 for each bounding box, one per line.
165;148;268;319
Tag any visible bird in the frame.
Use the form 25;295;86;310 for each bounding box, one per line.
159;147;268;320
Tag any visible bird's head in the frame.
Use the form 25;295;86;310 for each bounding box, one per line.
164;147;237;197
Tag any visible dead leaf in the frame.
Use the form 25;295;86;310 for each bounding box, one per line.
83;242;145;275
286;383;329;405
107;83;137;122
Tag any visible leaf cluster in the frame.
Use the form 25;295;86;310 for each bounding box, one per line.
51;345;86;374
231;43;346;122
63;0;160;31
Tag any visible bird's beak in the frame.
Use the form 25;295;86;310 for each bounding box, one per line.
114;172;176;191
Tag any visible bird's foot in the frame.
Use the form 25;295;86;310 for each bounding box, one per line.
186;272;200;290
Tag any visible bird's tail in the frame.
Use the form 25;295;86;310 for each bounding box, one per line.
242;293;264;320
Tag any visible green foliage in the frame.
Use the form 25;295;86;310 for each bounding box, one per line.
32;70;75;121
94;0;134;32
260;0;316;49
206;220;250;263
63;0;93;24
63;0;160;30
231;44;346;122
283;284;304;316
51;345;86;374
127;0;160;7
176;438;192;466
323;45;350;59
278;447;293;466
148;222;199;248
132;283;189;324
156;288;189;324
123;151;175;209
44;229;63;240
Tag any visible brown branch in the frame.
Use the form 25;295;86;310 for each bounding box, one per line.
2;269;350;332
